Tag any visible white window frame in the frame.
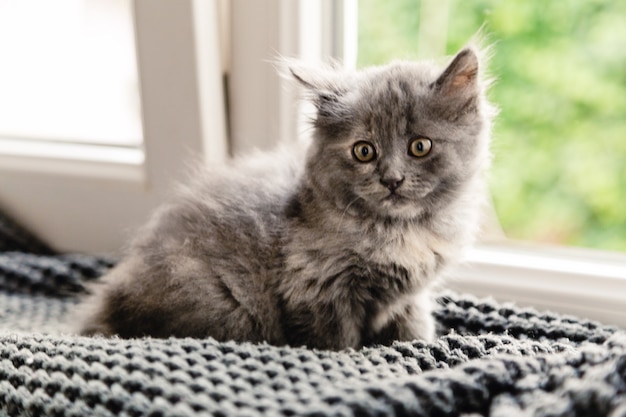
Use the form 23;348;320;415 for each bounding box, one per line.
448;242;626;328
228;0;357;154
0;0;228;254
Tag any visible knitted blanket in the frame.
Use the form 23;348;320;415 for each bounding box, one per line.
0;212;625;416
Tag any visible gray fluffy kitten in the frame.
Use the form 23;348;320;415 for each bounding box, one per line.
79;46;493;350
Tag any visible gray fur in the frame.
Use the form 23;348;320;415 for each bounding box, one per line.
78;46;494;350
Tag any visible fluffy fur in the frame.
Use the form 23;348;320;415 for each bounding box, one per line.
78;46;494;350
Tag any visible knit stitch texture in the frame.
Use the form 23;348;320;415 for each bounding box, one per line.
0;211;625;417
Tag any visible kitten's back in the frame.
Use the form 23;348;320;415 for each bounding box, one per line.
79;143;307;341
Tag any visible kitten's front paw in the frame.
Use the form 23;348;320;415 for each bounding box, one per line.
365;308;435;346
415;313;436;343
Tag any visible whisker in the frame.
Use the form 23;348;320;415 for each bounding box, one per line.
336;196;362;234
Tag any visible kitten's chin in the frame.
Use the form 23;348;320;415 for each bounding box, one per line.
379;194;424;221
383;193;404;203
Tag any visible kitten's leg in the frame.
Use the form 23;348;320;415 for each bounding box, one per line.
77;258;273;342
281;298;365;350
369;292;436;345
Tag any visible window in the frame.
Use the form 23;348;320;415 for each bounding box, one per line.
0;0;141;147
0;0;227;253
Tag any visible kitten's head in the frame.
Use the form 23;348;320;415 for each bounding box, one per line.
291;46;494;221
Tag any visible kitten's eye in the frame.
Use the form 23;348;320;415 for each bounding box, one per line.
352;141;377;162
409;138;432;158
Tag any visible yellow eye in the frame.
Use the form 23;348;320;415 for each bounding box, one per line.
352;141;377;162
409;138;432;158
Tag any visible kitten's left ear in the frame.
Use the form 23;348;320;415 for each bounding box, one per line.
280;60;352;135
279;59;348;105
433;47;480;97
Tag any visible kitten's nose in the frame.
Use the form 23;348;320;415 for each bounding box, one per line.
380;176;405;192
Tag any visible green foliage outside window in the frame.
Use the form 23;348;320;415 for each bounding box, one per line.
358;0;626;251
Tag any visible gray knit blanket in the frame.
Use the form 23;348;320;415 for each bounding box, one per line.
0;212;625;416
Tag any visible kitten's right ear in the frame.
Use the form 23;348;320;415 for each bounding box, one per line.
433;47;480;97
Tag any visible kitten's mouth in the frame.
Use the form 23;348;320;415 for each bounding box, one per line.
383;193;405;203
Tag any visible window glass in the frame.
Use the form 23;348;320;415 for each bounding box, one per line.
358;0;626;252
0;0;141;146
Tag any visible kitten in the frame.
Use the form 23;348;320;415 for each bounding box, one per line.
78;45;493;350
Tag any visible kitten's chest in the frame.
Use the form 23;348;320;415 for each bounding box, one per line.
281;221;451;304
362;225;448;287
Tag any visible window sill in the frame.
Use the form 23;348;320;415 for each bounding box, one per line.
0;137;145;183
448;241;626;328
